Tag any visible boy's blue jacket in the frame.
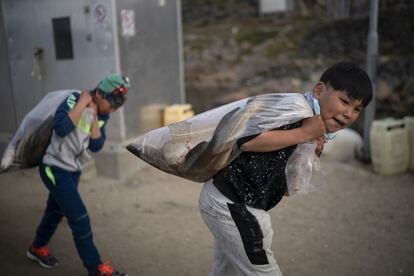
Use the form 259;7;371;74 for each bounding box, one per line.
43;91;109;172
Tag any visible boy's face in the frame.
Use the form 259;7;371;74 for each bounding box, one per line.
94;93;117;115
313;82;363;133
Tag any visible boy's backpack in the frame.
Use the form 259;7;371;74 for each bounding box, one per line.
1;90;74;172
126;93;322;195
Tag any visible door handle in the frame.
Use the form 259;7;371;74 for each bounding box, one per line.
31;47;44;80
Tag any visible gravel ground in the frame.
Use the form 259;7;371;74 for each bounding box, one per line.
0;156;413;276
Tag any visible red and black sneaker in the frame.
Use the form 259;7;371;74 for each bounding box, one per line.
89;262;128;276
26;242;59;268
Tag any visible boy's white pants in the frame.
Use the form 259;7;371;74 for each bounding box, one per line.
199;179;283;276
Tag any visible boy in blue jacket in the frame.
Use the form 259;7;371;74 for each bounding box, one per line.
26;74;130;276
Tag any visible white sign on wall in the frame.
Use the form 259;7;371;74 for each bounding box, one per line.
121;9;135;37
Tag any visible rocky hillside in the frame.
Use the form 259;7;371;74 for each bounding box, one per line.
181;0;414;132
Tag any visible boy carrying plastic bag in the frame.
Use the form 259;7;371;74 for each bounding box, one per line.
127;62;373;275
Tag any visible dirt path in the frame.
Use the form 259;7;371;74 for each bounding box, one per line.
0;157;413;276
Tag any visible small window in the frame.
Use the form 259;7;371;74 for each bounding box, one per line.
52;17;74;60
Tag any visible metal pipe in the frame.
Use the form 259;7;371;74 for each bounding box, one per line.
362;0;378;161
176;0;186;104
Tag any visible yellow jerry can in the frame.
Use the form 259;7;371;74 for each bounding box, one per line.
370;118;409;175
163;104;194;126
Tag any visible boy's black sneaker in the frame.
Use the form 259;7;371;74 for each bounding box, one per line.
26;242;59;268
89;262;128;276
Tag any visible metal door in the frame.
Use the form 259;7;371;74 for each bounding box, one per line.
2;0;117;123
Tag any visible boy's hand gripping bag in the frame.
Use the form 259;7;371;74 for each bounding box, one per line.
0;90;74;172
126;93;323;195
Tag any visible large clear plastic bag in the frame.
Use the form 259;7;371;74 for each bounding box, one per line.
285;142;324;194
126;93;322;195
0;90;75;172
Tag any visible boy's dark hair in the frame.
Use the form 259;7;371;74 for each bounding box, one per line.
320;62;373;107
95;89;126;109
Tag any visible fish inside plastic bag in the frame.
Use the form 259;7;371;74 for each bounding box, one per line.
0;90;74;172
126;93;323;195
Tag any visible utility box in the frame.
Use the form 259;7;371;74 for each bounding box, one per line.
370;118;409;175
0;0;185;179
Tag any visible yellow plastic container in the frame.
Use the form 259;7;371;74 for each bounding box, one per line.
404;116;414;171
163;104;194;126
370;118;409;175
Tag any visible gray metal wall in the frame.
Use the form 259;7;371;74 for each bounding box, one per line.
0;0;17;135
2;0;117;124
116;0;184;138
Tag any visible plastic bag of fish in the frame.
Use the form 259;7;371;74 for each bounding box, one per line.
126;93;323;195
0;90;73;172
